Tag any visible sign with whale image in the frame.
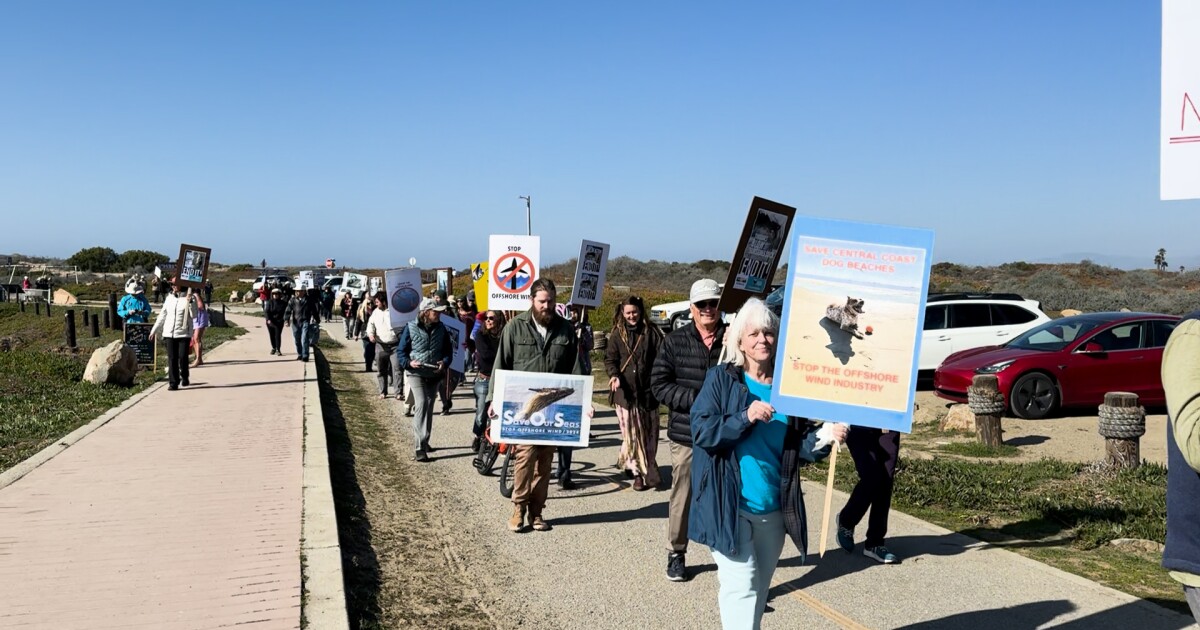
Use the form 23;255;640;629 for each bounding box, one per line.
489;370;593;447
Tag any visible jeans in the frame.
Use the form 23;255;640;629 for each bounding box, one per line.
344;316;355;338
710;510;786;630
840;428;900;547
375;342;403;395
163;337;190;387
307;321;320;348
291;324;309;359
1187;584;1200;624
362;336;376;371
472;377;489;436
409;375;438;453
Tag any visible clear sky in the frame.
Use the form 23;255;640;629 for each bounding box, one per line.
0;2;1192;270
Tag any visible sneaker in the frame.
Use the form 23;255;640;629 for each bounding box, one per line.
180;380;190;388
413;450;430;463
666;552;687;582
530;515;552;531
558;476;576;491
836;511;855;554
864;545;898;564
470;436;482;453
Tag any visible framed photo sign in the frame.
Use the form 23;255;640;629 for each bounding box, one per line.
489;370;593;447
719;197;796;314
175;244;211;290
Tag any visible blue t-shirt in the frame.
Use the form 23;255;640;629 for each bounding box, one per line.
735;374;788;514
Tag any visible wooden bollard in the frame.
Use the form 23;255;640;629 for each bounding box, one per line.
107;293;120;330
64;310;76;349
967;374;1005;447
45;300;51;317
1098;392;1144;469
82;310;89;326
91;313;100;338
19;299;25;312
103;310;111;329
35;301;40;316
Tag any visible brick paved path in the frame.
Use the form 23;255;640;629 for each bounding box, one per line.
0;314;304;629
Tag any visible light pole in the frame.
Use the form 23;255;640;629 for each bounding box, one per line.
518;195;531;236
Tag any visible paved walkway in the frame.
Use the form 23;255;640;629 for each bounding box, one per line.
0;314;306;629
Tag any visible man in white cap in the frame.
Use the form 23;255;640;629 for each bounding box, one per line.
397;297;454;462
651;278;728;582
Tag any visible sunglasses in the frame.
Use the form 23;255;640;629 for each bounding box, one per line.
694;299;719;310
484;316;498;321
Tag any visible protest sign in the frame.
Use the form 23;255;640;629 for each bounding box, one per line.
384;268;422;329
440;314;468;373
435;268;452;296
342;272;368;298
719;197;795;314
770;217;933;433
123;323;156;367
175;244;211;290
1162;0;1200;200
488;235;540;311
471;262;489;311
570;240;609;308
489;370;592;447
154;262;176;280
368;276;382;296
297;270;314;290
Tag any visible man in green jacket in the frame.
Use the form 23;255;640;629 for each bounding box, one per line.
488;278;587;533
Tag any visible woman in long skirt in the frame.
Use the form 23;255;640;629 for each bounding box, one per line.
604;296;664;490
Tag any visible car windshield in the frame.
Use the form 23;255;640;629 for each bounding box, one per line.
1006;318;1107;352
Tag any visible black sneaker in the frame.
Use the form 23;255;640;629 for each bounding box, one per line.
180;380;190;387
470;436;482;453
666;552;687;582
413;450;430;463
558;476;576;490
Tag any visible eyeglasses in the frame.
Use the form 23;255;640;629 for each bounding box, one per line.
694;300;719;310
484;316;498;321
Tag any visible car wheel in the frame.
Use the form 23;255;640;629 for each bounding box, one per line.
1009;372;1059;419
671;314;688;330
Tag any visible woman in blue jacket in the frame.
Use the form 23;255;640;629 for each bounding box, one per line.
690;297;847;630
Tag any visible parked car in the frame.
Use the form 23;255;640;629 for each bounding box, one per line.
921;293;1050;373
933;312;1180;419
252;273;292;292
657;284;777;331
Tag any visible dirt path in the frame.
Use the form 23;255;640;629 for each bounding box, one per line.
911;391;1168;465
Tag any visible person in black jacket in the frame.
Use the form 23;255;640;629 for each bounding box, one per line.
650;278;727;582
263;288;288;355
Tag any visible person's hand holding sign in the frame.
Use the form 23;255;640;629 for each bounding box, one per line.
747;400;775;423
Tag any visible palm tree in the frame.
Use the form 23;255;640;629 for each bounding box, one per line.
1155;248;1168;272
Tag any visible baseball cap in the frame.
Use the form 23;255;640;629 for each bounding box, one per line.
419;297;447;312
690;279;721;304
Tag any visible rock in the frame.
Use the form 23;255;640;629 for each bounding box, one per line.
1109;538;1165;554
939;404;977;432
0;337;11;352
1119;308;1131;312
52;288;79;305
1060;309;1082;317
83;340;138;387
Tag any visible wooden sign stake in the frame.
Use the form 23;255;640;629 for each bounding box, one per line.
818;445;839;559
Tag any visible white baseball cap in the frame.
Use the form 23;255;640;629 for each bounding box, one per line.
690;279;721;304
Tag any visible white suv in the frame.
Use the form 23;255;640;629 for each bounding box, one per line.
921;293;1050;372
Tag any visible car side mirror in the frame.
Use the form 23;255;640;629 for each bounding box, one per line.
1079;342;1105;354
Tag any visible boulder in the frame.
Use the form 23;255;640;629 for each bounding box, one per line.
1060;309;1082;317
939;404;977;432
83;340;138;387
1109;538;1165;554
53;288;79;305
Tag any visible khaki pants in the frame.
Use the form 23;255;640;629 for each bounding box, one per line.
511;444;556;516
667;441;693;553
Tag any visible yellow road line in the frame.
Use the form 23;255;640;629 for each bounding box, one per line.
773;579;872;630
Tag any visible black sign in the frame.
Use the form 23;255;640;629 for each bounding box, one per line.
124;323;155;366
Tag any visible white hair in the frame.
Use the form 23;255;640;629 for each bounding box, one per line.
719;297;779;367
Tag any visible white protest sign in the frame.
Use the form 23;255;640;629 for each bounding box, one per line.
440;314;468;373
489;370;593;447
570;240;609;308
1162;0;1200;200
488;235;540;310
384;268;422;330
342;272;368;298
297;270;314;290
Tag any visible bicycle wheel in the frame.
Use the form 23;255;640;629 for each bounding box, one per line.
499;450;515;498
474;442;500;476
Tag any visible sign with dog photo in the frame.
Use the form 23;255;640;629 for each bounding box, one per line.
719;197;797;314
489;370;593;447
770;216;934;433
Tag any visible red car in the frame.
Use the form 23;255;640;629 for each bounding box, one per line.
933;312;1180;419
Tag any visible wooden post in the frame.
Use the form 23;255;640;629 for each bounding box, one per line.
108;292;120;330
968;374;1005;447
45;299;51;317
1098;392;1144;470
82;310;89;326
19;299;25;312
35;301;40;316
91;313;100;338
103;310;110;329
818;446;839;558
64;310;76;349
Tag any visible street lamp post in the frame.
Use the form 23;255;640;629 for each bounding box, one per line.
518;195;531;236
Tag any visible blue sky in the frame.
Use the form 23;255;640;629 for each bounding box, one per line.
0;2;1191;270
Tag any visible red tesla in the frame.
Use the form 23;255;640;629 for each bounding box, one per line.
933;312;1180;419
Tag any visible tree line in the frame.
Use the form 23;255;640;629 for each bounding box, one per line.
64;247;170;273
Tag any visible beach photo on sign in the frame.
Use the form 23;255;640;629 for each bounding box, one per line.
491;370;591;447
777;236;924;413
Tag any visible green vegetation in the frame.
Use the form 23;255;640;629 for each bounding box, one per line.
64;246;170;273
801;456;1183;610
937;441;1021;458
0;302;244;473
